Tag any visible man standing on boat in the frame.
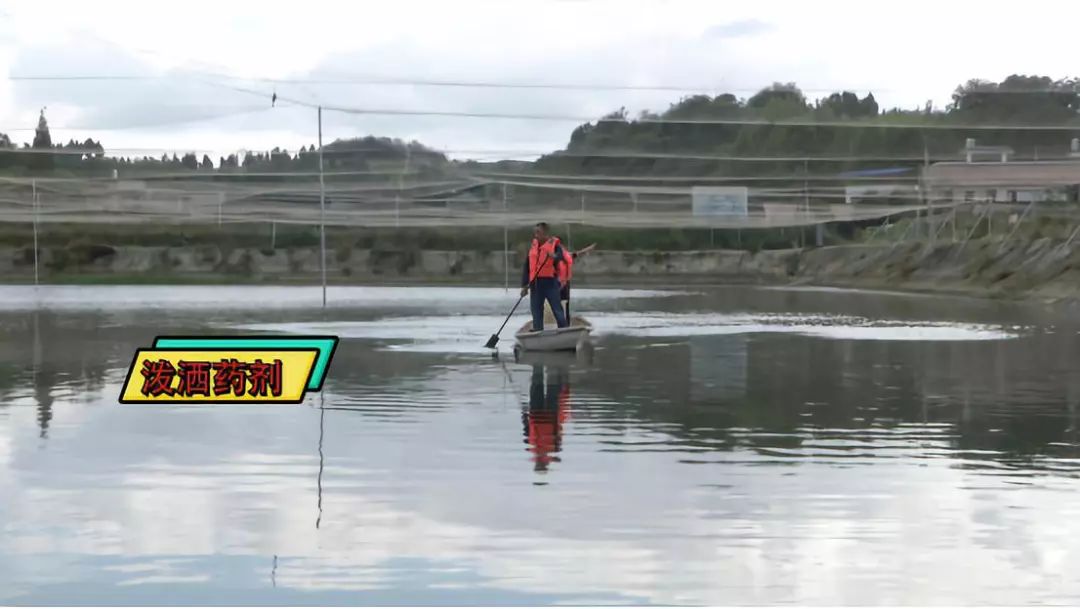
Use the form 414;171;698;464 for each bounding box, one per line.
520;222;569;331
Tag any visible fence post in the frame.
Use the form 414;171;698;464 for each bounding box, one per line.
502;183;509;292
32;179;39;288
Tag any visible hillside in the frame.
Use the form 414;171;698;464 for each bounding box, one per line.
529;75;1080;180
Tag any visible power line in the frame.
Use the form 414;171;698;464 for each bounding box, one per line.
16;71;1080;96
0;106;272;134
467;171;922;183
8;73;729;92
8;75;157;81
3;72;872;93
291;146;962;162
533;151;951;162
211;82;1080;131
0;141;997;161
328;106;1080;131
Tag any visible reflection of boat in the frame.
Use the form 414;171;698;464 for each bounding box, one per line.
513;344;594;367
515;315;592;352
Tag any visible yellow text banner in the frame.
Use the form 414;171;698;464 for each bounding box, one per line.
120;349;318;404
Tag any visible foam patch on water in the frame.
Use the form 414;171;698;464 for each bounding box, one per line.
762;285;949;299
232;312;1020;353
587;313;1019;341
231;316;516;355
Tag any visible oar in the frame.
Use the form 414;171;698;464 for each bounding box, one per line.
484;294;528;349
485;252;554;349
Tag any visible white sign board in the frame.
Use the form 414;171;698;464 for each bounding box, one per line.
692;186;749;217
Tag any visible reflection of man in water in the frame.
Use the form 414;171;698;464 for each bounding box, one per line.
523;364;571;472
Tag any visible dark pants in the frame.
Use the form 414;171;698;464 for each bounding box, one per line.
528;365;560;411
530;277;568;331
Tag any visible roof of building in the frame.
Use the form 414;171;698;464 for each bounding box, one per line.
965;145;1015;153
927;160;1080;187
837;167;913;178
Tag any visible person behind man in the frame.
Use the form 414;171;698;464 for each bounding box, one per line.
556;242;596;321
519;222;569;332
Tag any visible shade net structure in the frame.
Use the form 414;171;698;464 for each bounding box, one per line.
0;170;936;230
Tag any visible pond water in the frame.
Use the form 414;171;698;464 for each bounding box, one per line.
0;284;1077;605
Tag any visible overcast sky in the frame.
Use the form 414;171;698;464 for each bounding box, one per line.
1;0;1078;161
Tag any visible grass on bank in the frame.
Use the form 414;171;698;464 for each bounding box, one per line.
0;221;860;254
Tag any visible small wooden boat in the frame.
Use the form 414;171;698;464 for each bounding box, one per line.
515;324;591;351
515;312;593;351
514;293;593;351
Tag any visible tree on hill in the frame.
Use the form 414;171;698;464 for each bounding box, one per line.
180;153;199;170
537;74;1080;180
31;109;53;172
0;132;13;172
817;91;878;119
32;109;52;149
5;76;1079;181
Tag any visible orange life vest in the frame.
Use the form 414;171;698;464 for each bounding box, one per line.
559;251;574;285
558;385;571;424
524;381;571;470
528;237;561;280
527;410;561;469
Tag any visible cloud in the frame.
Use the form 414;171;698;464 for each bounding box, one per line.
11;0;1079;160
703;18;774;39
5;30;757;159
0;3;882;159
8;36;259;128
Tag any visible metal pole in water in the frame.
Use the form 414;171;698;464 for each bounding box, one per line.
271;221;276;250
316;392;325;529
502;183;508;292
31;309;43;438
924;141;932;247
803;159;809;248
32;179;38;288
318;106;327;309
396;147;409;228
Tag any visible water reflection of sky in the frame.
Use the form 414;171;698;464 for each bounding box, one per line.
1;286;1079;604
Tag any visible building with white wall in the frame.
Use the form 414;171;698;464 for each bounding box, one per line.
925;139;1080;204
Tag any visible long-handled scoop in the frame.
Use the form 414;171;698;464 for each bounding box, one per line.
484;294;527;349
485;254;554;349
